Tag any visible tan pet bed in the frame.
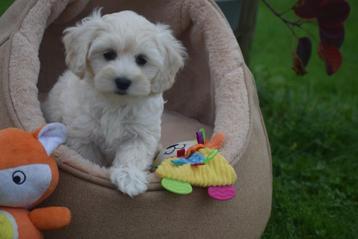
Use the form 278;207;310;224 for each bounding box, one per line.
0;0;272;238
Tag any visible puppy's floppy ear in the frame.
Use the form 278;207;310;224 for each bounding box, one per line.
63;9;104;78
152;24;187;93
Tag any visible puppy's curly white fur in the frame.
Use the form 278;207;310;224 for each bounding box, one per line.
42;10;186;197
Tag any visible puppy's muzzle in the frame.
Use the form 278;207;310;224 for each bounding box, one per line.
115;77;132;94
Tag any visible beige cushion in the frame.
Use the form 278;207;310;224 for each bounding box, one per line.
0;0;272;238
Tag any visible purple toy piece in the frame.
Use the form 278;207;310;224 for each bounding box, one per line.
208;185;236;201
196;131;204;144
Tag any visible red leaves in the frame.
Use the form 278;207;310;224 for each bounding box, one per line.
292;37;312;75
318;43;342;75
319;24;344;48
318;0;350;28
292;0;350;75
293;0;321;19
293;0;350;24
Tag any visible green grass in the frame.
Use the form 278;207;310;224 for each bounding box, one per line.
1;1;357;238
251;1;358;238
0;0;12;16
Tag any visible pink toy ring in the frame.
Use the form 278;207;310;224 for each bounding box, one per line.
208;185;236;201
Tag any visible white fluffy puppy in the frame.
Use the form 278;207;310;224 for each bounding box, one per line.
42;10;186;197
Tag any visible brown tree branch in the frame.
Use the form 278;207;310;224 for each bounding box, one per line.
262;0;302;28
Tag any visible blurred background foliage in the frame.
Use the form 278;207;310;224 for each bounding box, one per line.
251;1;357;238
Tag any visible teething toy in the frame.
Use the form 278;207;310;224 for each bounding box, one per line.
156;129;238;201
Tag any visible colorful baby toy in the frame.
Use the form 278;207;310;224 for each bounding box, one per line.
0;123;71;239
155;129;238;201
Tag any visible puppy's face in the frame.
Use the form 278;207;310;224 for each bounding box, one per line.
63;10;186;96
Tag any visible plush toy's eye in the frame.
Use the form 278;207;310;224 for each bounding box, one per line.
103;50;117;61
164;143;186;155
12;170;26;185
135;54;147;66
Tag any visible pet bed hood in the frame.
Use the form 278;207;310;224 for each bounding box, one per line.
0;0;250;190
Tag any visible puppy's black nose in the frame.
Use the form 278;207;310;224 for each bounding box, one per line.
115;77;132;91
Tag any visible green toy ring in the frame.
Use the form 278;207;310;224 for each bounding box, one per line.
161;178;193;195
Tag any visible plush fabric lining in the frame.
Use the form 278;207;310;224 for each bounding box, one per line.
5;0;250;188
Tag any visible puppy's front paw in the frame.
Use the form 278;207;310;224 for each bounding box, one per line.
110;167;148;197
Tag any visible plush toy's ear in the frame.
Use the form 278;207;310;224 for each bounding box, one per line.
37;123;67;155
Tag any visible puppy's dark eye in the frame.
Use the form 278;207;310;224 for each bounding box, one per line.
135;54;147;66
103;50;117;61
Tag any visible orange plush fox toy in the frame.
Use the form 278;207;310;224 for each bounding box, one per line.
0;123;71;239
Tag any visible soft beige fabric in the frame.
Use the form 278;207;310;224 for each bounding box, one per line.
0;0;37;45
161;111;213;145
42;65;272;239
0;0;272;238
1;0;253;186
52;111;211;184
37;0;250;167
